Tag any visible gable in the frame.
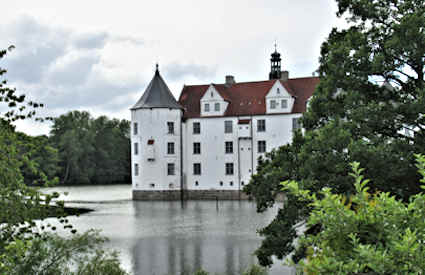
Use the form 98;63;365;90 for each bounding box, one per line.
265;81;294;113
200;85;224;101
178;77;319;119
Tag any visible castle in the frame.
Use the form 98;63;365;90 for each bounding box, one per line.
130;49;319;200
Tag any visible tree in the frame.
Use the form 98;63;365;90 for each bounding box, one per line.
0;47;127;274
50;111;130;185
284;155;425;274
245;0;425;266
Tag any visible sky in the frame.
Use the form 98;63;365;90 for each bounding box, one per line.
1;0;346;136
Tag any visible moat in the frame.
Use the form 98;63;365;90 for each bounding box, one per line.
43;185;295;275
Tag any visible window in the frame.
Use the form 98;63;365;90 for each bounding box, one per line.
230;181;234;186
225;141;233;154
214;103;220;111
225;163;234;175
193;142;201;154
134;142;138;155
277;88;280;94
134;163;139;176
224;120;233;133
167;163;175;175
204;103;210;112
258;140;266;153
167;142;175;154
220;181;223;186
270;100;277;109
193;122;200;134
293;117;301;131
150;183;155;188
193;163;201;175
211;91;213;97
195;181;199;186
257;119;266;132
281;99;288;108
133;122;138;135
167;122;174;134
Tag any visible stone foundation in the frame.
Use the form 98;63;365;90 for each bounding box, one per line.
132;190;250;201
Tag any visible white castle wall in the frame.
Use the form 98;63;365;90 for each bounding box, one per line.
131;108;182;191
182;113;302;191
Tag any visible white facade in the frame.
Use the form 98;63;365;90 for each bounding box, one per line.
131;103;303;192
131;108;182;191
181;114;302;191
131;58;317;197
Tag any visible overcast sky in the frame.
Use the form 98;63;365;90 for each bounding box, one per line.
1;0;345;135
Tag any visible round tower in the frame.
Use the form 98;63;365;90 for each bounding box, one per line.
131;65;183;200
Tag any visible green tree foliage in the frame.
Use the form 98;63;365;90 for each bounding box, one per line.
1;230;128;275
50;111;130;184
245;0;425;266
16;132;60;185
0;47;127;274
284;155;425;274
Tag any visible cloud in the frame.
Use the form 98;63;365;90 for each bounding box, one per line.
73;32;109;49
0;15;148;121
164;62;216;81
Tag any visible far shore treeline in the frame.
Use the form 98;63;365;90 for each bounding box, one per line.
15;110;131;186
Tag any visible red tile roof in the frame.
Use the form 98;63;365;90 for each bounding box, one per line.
178;77;319;119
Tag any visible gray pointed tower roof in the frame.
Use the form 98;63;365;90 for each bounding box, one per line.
131;66;182;110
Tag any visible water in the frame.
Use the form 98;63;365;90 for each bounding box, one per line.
42;185;294;275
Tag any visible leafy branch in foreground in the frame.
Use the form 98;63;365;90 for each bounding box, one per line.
0;46;127;274
283;154;425;274
1;230;128;275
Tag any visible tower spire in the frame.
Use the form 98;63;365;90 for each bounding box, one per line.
269;44;282;80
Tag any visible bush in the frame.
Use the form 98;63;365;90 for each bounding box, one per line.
283;154;425;274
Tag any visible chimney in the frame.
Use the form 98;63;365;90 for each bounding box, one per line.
280;71;289;82
225;75;235;86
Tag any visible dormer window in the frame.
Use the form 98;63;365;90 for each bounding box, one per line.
214;103;220;111
281;99;288;108
204;103;210;112
270;100;277;109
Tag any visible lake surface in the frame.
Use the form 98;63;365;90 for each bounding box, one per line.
43;185;294;275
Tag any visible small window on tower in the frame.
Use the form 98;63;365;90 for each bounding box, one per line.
211;91;213;97
134;142;139;155
133;123;138;135
167;122;174;134
277;88;280;94
134;163;139;176
167;142;175;155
